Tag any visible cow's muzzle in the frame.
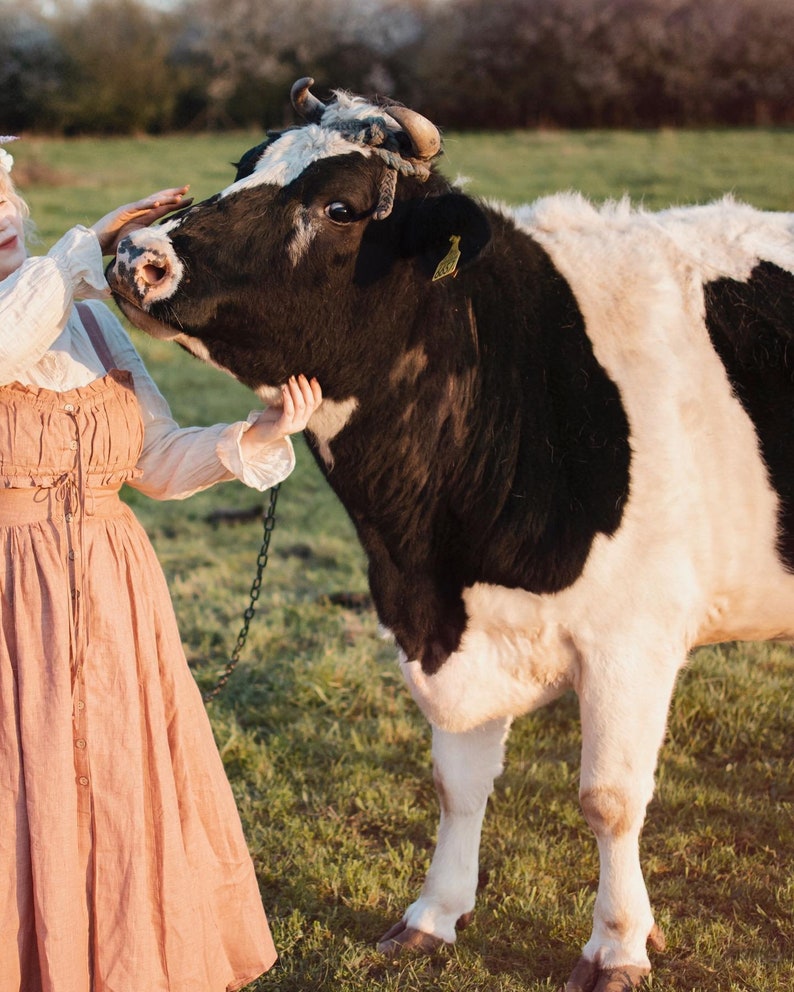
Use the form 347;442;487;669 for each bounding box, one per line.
111;228;185;310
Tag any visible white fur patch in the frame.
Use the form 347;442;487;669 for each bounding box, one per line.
252;390;357;467
221;127;372;198
254;383;284;406
217;90;407;199
306;396;359;468
286;207;319;266
401;584;577;734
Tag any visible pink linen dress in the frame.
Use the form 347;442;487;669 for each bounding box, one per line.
0;227;286;991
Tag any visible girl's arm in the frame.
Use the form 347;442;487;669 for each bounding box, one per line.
86;303;321;500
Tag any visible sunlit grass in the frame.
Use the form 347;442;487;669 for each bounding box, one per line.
441;128;794;210
12;128;794;990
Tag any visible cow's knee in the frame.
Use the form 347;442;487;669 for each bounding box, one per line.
580;785;643;839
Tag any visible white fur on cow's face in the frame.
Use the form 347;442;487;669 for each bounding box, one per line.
285;207;317;267
214;114;383;266
221;125;373;199
219;91;404;199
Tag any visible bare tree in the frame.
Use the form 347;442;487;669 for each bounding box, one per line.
3;0;793;132
0;2;65;131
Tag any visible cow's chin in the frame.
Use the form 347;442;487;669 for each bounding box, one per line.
114;296;181;341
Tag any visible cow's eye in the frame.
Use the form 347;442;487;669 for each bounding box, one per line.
325;201;355;224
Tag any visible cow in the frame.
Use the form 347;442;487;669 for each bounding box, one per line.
107;78;794;991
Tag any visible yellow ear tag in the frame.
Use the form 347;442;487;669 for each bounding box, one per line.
432;234;462;282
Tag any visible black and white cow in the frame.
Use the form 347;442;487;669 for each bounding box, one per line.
108;79;794;991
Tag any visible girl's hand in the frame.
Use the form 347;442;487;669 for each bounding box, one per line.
90;186;192;255
241;375;323;453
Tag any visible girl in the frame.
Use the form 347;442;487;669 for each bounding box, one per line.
0;138;321;991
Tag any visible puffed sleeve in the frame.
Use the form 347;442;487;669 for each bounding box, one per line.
0;226;109;384
86;304;296;500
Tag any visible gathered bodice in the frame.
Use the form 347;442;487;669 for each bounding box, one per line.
0;371;144;492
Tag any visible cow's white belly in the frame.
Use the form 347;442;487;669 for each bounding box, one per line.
400;583;579;733
399;503;794;736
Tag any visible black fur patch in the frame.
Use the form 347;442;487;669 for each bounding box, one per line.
309;211;632;673
704;261;794;571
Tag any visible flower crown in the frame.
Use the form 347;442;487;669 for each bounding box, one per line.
0;136;19;175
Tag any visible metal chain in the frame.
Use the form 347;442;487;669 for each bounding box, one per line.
202;483;280;703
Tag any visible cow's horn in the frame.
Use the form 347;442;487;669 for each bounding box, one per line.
291;77;326;123
386;105;442;161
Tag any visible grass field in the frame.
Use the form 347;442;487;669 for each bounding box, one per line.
13;128;794;991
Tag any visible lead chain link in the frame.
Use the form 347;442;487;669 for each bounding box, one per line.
203;483;280;703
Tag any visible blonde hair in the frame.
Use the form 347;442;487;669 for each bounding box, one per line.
0;161;36;241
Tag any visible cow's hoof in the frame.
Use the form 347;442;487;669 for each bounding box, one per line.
377;909;473;956
562;923;665;991
563;958;649;992
377;920;447;956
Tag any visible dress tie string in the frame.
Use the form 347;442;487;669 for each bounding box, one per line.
55;413;91;689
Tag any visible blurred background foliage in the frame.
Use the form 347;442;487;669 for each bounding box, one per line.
2;0;793;136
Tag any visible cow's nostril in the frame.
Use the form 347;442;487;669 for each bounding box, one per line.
142;262;169;286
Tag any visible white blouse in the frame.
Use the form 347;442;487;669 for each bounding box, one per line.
0;225;294;499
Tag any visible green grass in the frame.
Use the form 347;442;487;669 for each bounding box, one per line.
12;129;794;990
440;128;794;210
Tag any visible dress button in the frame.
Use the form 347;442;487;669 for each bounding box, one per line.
77;700;85;711
64;403;74;412
69;440;78;450
75;739;86;749
78;776;89;786
65;512;73;522
68;550;76;560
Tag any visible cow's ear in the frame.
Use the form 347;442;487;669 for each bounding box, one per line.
234;131;282;180
403;193;491;281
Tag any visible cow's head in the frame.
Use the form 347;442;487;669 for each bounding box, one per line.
107;77;491;405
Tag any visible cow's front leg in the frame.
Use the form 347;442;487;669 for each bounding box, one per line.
378;716;511;955
565;653;681;992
